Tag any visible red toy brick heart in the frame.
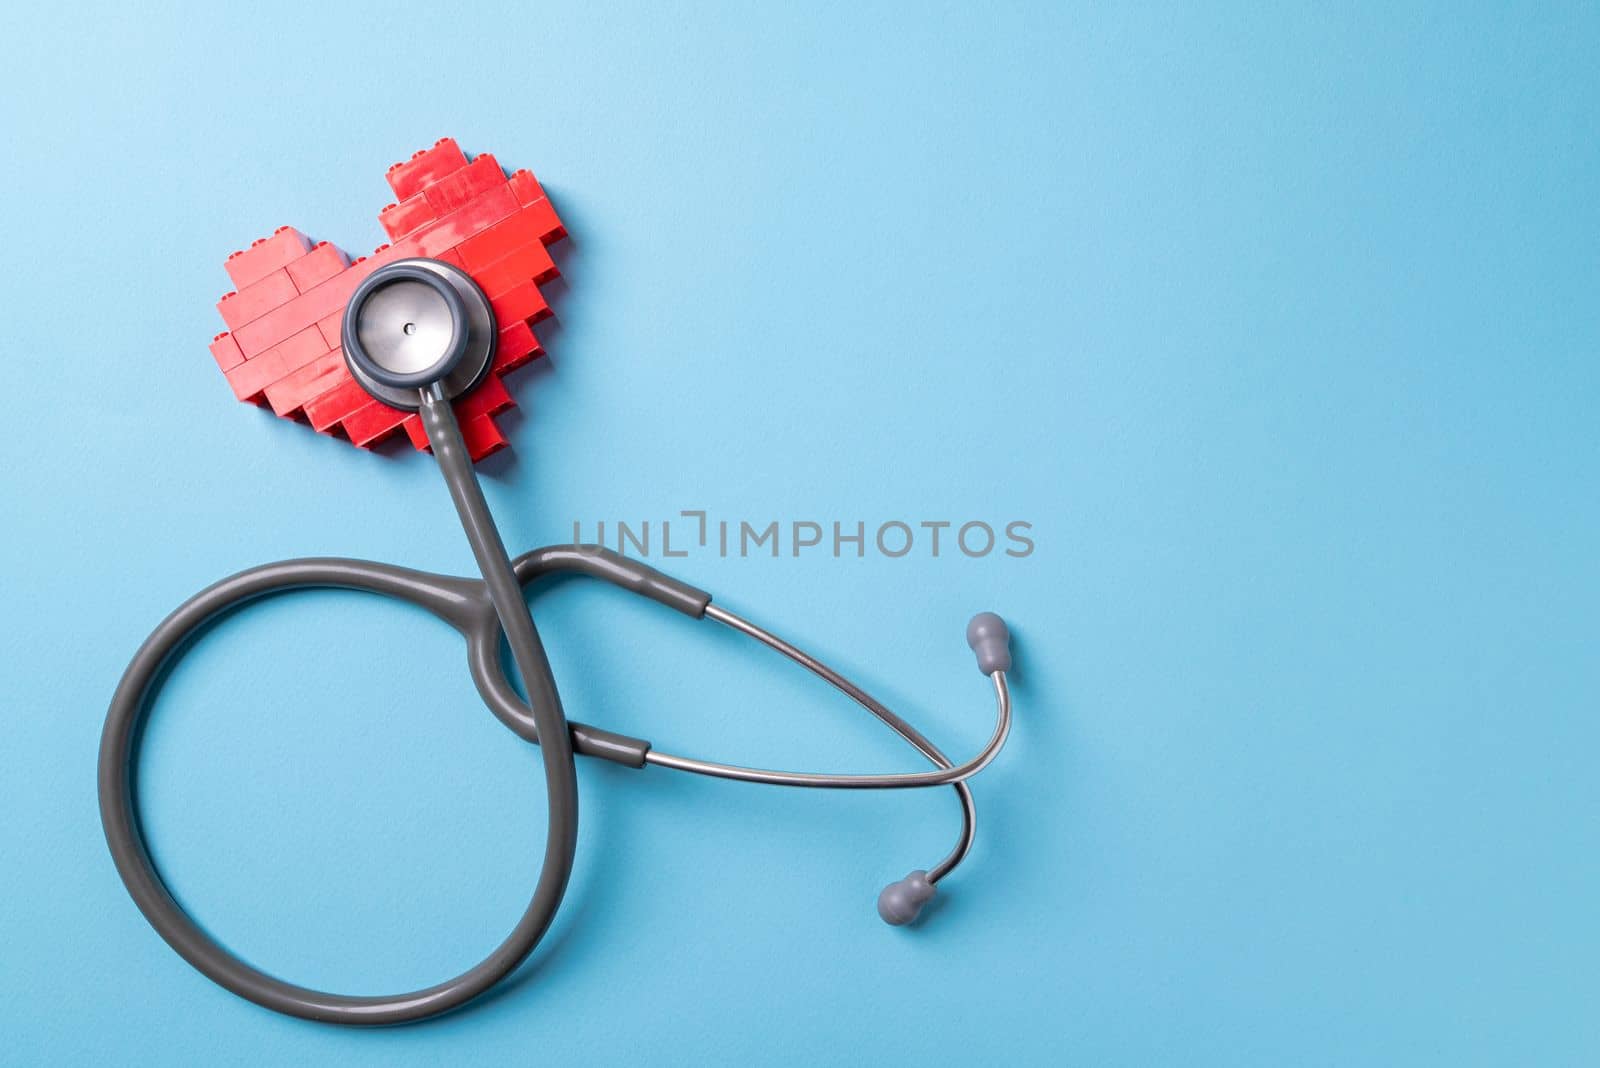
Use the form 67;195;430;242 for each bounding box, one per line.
209;138;566;461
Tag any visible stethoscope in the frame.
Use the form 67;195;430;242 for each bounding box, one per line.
98;257;1017;1025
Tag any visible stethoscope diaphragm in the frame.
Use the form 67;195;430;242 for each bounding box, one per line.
341;258;497;410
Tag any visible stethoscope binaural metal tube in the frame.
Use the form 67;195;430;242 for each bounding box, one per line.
646;673;1010;791
650;605;1014;793
697;601;992;882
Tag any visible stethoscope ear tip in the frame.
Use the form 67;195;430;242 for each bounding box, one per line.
966;612;1012;675
877;870;936;925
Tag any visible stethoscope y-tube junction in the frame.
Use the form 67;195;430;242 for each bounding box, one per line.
99;259;1016;1025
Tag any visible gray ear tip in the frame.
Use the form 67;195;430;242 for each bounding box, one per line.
965;612;1012;674
966;611;1008;645
877;870;936;926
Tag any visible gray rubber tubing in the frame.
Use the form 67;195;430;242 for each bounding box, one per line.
97;389;706;1025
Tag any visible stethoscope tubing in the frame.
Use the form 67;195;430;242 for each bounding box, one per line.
98;385;1012;1025
99;387;579;1024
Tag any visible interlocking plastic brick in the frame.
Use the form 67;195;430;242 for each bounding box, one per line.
217;268;297;331
379;193;436;242
472;240;558;297
315;310;345;351
459;413;509;458
423;153;505;214
275;325;331;373
304;376;373;434
386;138;469;201
211;138;566;462
286;242;350;292
508;169;546;206
457;374;514;420
410;185;520;259
225;349;288;404
225;227;311;289
494;321;542;373
233;326;332;412
340;399;411;448
519;196;565;244
264;350;344;417
488;281;551;327
457;203;557;273
210;332;245;372
401;413;429;450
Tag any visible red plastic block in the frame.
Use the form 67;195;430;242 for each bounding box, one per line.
286;242;349;292
210;332;244;372
520;197;566;244
217;268;297;331
386;138;469;201
231;325;332;412
508;169;545;206
473;239;558;297
225;227;311;289
379;193;436;242
235;271;353;357
488;281;550;327
224;350;288;404
315;310;345;351
402;414;428;450
494;320;542;373
340;399;410;448
459;413;509;459
304;376;373;434
458;374;514;419
263;350;344;417
423;153;505;215
457;203;554;273
212;138;568;462
284;362;348;418
408;184;519;258
275;325;334;376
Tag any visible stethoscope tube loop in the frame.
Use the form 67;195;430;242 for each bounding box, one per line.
99;392;1015;1025
100;392;582;1024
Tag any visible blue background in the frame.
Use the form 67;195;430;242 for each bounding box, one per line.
3;2;1597;1064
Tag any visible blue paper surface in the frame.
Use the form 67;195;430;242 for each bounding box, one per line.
2;3;1597;1063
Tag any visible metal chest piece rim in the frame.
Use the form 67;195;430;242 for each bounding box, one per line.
341;257;497;411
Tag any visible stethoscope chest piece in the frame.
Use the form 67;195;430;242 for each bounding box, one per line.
341;258;497;410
